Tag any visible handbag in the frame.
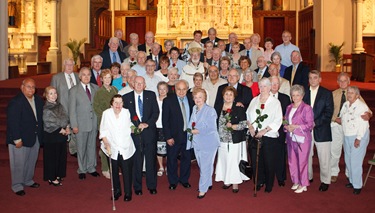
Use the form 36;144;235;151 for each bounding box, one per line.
238;142;253;179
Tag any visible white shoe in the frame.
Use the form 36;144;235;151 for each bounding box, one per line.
294;186;307;193
157;168;164;177
102;171;110;179
291;184;299;190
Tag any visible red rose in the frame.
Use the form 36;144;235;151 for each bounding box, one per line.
172;63;176;67
172;86;175;91
131;58;134;61
260;104;265;109
226;108;232;114
122;83;126;87
192;122;196;128
132;115;139;121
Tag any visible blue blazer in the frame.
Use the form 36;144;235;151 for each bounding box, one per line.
6;93;44;147
99;49;126;69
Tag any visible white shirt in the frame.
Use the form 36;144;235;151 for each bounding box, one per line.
134;91;144;122
144;73;162;95
80;82;91;93
310;86;319;108
99;108;136;160
156;98;163;128
64;72;76;89
154;70;169;82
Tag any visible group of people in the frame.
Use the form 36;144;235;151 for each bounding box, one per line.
6;28;372;202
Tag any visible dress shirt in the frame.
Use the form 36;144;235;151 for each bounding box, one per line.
144;74;162;95
340;99;369;140
134;92;143;122
202;78;227;107
93;70;101;81
274;43;301;67
81;82;91;93
110;50;121;64
132;64;146;76
178;96;190;129
64;72;76;89
310;86;319;108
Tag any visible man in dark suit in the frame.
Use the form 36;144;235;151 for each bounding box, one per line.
138;31;155;56
215;68;253;110
102;28;128;53
254;56;270;80
7;78;43;196
270;76;291;187
146;43;163;70
204;47;221;69
303;70;334;192
217;40;231;57
162;80;194;190
225;32;245;53
100;37;126;69
284;50;310;90
90;55;103;86
123;76;159;195
201;27;221;47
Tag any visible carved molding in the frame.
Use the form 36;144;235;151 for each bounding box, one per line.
115;10;157;16
253;10;296;18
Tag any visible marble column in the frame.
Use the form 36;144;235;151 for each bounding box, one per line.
0;0;8;80
354;0;365;53
46;0;61;73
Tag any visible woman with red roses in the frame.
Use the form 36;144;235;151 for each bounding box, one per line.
188;88;220;199
246;78;282;193
215;86;249;193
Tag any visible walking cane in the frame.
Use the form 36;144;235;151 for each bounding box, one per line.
254;137;261;197
108;149;116;211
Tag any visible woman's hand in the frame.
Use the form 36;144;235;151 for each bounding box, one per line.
65;127;71;135
59;128;66;135
191;129;199;135
73;127;79;134
354;139;360;148
255;129;267;138
226;122;232;128
285;124;299;132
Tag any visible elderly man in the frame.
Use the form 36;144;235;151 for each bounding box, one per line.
50;58;80;156
303;70;334;192
138;31;155;56
162;80;195;190
102;28;128;53
240;37;263;71
7;78;43;196
284;50;309;90
147;43;162;70
202;66;227;107
225;32;245;53
268;63;291;98
274;30;301;67
201;27;221;47
217;40;231;57
100;37;126;69
144;59;162;94
123;76;159;195
90;55;103;86
124;33;139;58
119;69;137;95
69;67;100;180
204;47;222;69
254;56;270;80
132;51;147;77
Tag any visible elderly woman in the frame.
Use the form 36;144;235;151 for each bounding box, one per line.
167;67;179;95
284;85;314;194
246;78;282;193
110;62;121;79
204;41;214;61
163;40;174;58
271;51;287;78
340;86;370;195
100;94;136;201
181;41;205;88
93;69;118;179
169;47;186;75
239;56;258;83
215;86;249;193
263;37;275;64
189;73;210;104
154;55;170;82
156;82;169;176
123;45;138;67
43;86;70;186
112;63;130;91
241;69;260;97
188;88;220;199
230;42;242;69
219;56;231;80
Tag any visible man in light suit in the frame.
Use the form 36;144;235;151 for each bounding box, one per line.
162;80;194;190
240;37;263;71
50;58;80;156
138;31;155;56
7;78;43;196
100;37;126;69
284;50;309;90
123;76;159;195
69;67;100;180
303;70;334;192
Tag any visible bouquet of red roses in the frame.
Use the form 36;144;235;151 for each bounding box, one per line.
131;115;143;135
186;122;196;141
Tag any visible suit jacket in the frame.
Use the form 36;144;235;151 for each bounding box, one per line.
138;43;154;56
123;90;159;144
201;37;221;46
214;103;247;143
90;69;101;85
284;102;314;144
102;38;128;53
214;83;253;110
240;48;263;71
206;58;221;70
50;71;80;112
254;66;270;78
226;43;245;52
277;92;292;142
303;86;334;142
99;49;126;69
284;62;310;90
6;93;44;147
69;83;99;132
146;54;162;70
162;93;194;144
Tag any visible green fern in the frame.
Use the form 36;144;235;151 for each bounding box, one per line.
65;38;87;64
328;42;344;65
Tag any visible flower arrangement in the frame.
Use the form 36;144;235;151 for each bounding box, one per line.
186;122;196;141
131;115;143;135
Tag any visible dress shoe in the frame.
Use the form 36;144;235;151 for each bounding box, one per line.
208;185;212;190
79;173;86;180
48;180;62;186
264;187;272;193
197;193;206;199
232;188;239;193
278;181;285;187
180;182;191;188
222;184;232;189
89;171;100;177
255;184;264;191
15;190;26;196
169;184;177;190
319;183;329;192
331;176;338;183
346;183;354;188
29;182;40;188
112;192;122;201
70;153;77;158
149;189;157;195
291;184;299;190
353;188;361;195
124;195;132;201
135;190;143;195
294;186;307;193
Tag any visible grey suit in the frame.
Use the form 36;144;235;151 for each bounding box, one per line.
69;83;99;174
240;48;263;71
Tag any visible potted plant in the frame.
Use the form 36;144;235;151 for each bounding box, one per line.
65;38;87;69
328;42;344;72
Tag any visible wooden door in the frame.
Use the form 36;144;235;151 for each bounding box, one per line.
38;36;50;62
263;17;285;46
126;17;146;44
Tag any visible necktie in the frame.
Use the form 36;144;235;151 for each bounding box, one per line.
112;52;117;63
138;95;143;119
291;65;297;85
154;56;158;70
338;91;346;117
119;41;124;52
96;71;102;87
247;50;250;58
179;97;187;131
85;85;91;101
68;74;74;88
214;61;218;67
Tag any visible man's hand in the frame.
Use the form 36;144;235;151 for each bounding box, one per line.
335;117;342;125
167;138;175;146
361;111;372;121
15;141;23;148
73;127;79;134
236;102;244;108
138;123;149;131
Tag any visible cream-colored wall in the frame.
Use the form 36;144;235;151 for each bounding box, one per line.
60;0;90;64
314;0;353;72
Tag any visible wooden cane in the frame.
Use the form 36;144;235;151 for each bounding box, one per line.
254;138;261;197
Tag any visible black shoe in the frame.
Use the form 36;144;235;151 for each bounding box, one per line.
89;171;100;177
135;190;143;195
232;188;239;193
264;187;272;193
309;179;314;183
124;195;132;201
48;180;62;186
345;183;353;188
255;184;264;191
29;182;40;188
15;190;26;196
353;188;361;195
79;173;86;180
278;181;285;187
197;193;206;199
169;184;177;190
222;184;232;189
149;189;157;195
180;182;191;188
112;192;122;201
319;183;329;192
208;185;212;190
